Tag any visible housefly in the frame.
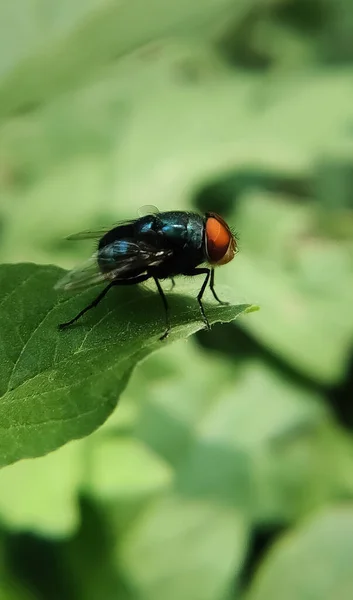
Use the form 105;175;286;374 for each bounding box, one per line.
55;207;237;340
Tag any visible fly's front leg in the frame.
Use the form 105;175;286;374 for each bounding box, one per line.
153;277;170;341
184;268;211;330
210;268;229;305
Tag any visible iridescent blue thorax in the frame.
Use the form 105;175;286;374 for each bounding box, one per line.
136;212;204;250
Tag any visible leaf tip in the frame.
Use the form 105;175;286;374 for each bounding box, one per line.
244;304;260;314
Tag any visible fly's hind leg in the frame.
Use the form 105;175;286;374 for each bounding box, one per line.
58;281;115;330
58;274;150;330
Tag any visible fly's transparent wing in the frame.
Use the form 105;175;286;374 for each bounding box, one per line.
54;253;109;290
137;205;160;217
55;239;173;291
66;228;112;241
66;220;136;241
65;209;159;241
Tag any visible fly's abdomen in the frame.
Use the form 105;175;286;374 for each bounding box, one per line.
97;237;171;279
97;240;129;272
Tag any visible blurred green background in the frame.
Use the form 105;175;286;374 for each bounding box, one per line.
1;0;353;599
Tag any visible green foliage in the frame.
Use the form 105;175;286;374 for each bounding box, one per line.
0;0;252;117
0;263;249;468
0;441;81;536
1;0;353;599
247;507;353;600
122;495;248;600
222;193;353;382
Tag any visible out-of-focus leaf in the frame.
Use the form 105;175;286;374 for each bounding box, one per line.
121;494;248;600
253;422;353;524
134;340;236;466
0;156;119;267
93;350;334;600
173;361;325;511
132;341;353;529
108;69;353;213
1;58;352;268
0;533;35;597
86;437;172;501
135;349;328;514
247;506;353;600
322;0;353;61
0;0;253;117
314;145;353;212
0;441;81;536
0;580;36;600
0;263;250;468
63;498;145;600
222;191;353;383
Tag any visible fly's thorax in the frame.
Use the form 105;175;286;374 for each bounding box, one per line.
185;213;204;250
135;215;157;236
136;211;204;251
158;211;204;252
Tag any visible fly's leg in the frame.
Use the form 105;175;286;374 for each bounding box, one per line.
184;268;211;330
170;277;175;290
58;274;150;330
58;281;115;329
210;268;229;305
153;277;170;341
197;269;211;330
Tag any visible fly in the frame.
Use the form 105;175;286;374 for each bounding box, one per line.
55;208;237;340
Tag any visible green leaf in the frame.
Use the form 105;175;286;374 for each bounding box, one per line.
134;340;238;467
252;422;353;525
0;440;81;536
0;534;35;598
86;437;172;501
135;354;326;509
121;494;248;600
2;65;353;271
0;0;252;117
0;580;36;600
222;191;353;383
247;506;353;600
171;360;325;515
0;263;250;468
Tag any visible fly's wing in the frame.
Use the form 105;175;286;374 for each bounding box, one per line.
66;209;160;241
137;205;160;217
55;239;173;291
66;228;112;241
66;223;136;241
54;254;108;290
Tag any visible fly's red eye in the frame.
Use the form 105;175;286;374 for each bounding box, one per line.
205;214;236;265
